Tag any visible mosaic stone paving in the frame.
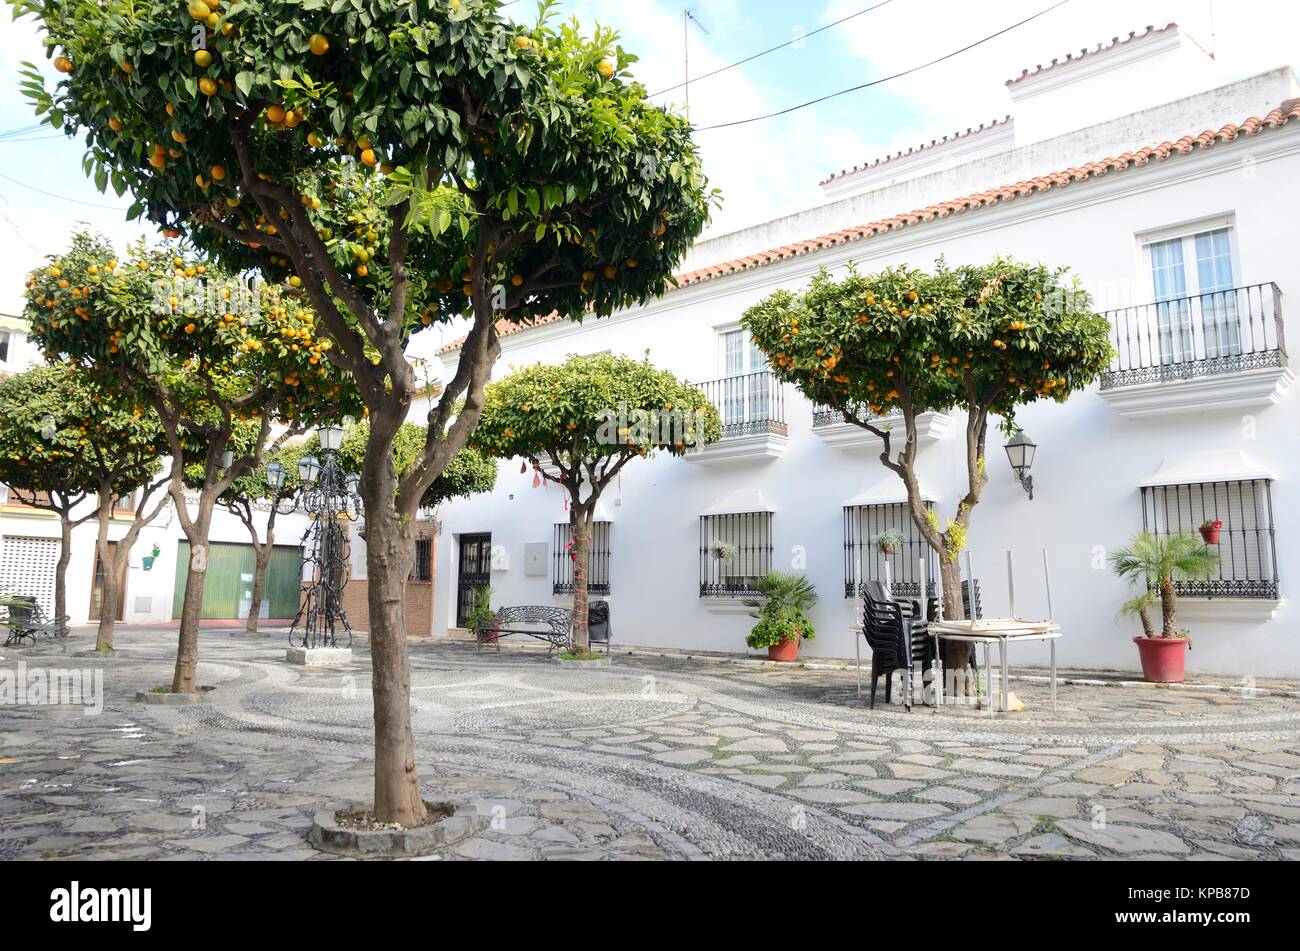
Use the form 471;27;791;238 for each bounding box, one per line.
1;630;1298;861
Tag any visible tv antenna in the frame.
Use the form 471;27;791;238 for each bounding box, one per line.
683;8;710;119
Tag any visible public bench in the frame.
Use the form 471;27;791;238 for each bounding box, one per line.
475;605;573;654
1;596;69;647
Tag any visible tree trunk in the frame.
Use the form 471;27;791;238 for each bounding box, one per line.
93;501;116;652
171;504;214;694
54;512;72;633
245;509;277;635
1159;576;1178;638
938;555;976;699
570;506;592;655
361;470;426;828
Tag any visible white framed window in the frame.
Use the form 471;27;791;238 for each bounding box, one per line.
1143;224;1240;365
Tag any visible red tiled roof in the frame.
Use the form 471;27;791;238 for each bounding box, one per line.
440;103;1300;355
1006;23;1178;88
820;116;1013;187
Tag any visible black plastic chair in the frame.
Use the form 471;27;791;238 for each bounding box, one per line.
862;582;930;712
588;601;612;655
926;579;983;622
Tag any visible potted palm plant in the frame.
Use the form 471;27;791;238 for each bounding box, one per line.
1109;531;1219;683
744;571;819;663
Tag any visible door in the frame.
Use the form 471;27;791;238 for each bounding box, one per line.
173;541;303;619
0;536;59;618
456;534;493;628
720;329;769;428
1148;226;1239;367
89;541;126;622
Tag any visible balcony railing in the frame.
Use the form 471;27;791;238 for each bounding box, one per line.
692;372;787;439
814;406;897;429
1101;283;1286;390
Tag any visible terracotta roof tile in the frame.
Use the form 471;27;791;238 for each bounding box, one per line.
820;116;1013;186
440;103;1300;355
1006;23;1178;87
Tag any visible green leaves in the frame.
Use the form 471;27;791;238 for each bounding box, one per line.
744;259;1113;425
474;354;723;469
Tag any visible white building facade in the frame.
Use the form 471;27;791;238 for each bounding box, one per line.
433;26;1300;678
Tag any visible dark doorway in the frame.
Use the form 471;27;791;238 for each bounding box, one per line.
456;534;493;628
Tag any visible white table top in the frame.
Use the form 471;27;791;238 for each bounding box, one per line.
929;620;1062;642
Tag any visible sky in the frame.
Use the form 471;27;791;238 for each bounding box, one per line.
1;0;1298;321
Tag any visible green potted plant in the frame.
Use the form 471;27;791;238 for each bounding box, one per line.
709;541;738;563
465;586;501;648
744;571;819;663
871;529;905;556
1109;531;1219;683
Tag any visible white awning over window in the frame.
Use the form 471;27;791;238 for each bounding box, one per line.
844;480;935;508
1139;450;1274;488
702;488;775;516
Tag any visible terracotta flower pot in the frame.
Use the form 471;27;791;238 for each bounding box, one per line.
768;637;800;663
1200;526;1221;545
1134;636;1189;684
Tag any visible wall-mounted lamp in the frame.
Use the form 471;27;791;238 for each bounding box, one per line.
1004;430;1037;500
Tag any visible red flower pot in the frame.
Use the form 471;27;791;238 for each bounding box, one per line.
1200;526;1221;545
1134;636;1189;684
768;637;800;663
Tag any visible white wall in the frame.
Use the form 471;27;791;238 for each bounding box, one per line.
432;114;1300;679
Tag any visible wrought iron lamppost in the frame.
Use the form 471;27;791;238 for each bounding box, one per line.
1005;430;1038;501
285;424;363;651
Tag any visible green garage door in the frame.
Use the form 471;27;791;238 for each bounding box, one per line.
172;542;302;620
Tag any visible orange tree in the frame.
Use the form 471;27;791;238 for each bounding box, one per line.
22;232;357;691
743;260;1111;688
473;355;721;653
13;0;713;824
0;363;167;649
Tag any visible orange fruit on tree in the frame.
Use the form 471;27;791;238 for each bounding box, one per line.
194;49;213;68
510;274;524;287
359;148;377;167
108;116;124;132
120;60;135;74
199;77;218;96
171;128;187;143
309;34;330;55
148;152;167;170
597;59;614;79
54;56;73;73
210;164;226;180
188;0;211;20
356;264;369;277
265;104;286;124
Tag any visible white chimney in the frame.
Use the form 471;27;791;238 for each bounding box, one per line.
1006;24;1220;146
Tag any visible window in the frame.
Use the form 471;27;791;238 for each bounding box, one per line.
844;502;937;599
1140;480;1279;600
552;522;612;596
1147;227;1240;366
0;331;10;364
700;512;773;598
410;538;433;583
720;328;770;427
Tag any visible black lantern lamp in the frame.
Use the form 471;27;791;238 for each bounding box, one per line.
1005;430;1037;500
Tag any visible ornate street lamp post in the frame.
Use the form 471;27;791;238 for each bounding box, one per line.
285;424;362;651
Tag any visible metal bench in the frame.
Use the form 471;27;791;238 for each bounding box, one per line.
1;596;69;647
475;605;573;654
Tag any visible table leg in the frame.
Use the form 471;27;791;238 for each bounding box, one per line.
984;644;993;716
1000;641;1009;715
855;632;862;700
1051;639;1057;713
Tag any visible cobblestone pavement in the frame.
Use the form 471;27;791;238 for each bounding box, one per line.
2;630;1299;861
